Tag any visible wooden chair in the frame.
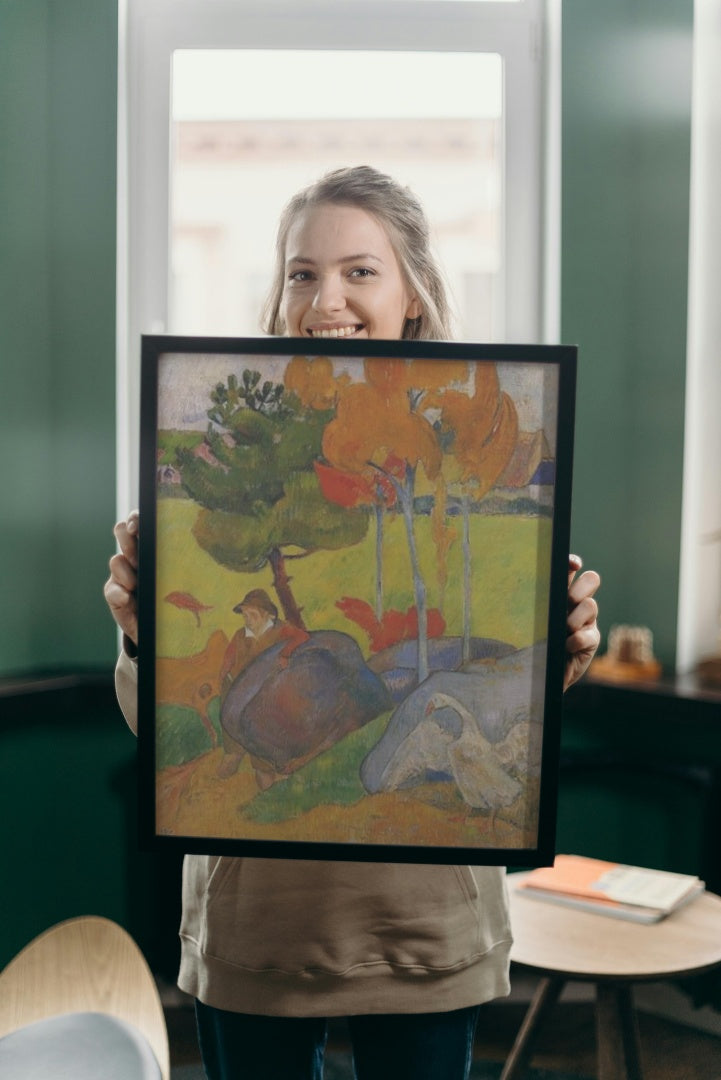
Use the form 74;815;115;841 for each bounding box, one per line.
0;915;169;1079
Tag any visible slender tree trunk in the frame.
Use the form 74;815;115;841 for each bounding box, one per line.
268;546;306;629
462;493;472;664
398;468;429;683
374;502;384;622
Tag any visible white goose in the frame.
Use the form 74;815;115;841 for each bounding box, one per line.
424;692;522;811
494;718;532;775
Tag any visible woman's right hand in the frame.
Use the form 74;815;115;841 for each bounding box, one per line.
104;510;139;646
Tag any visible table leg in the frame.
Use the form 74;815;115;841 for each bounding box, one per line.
499;976;565;1080
596;982;643;1080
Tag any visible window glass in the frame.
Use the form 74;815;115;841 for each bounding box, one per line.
170;50;503;340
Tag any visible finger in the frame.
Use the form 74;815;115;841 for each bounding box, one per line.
565;600;600;639
566;623;601;657
103;579;139;641
113;519;139;568
568;569;601;607
103;577;132;612
104;582;138;625
108;552;137;592
567;594;599;635
568;553;583;587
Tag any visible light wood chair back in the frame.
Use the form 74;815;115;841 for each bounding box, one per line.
0;915;169;1080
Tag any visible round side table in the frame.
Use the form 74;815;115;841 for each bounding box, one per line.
502;872;721;1080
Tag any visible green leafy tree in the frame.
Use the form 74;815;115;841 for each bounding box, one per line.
176;371;367;627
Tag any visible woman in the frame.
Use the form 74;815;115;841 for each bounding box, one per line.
106;166;601;1080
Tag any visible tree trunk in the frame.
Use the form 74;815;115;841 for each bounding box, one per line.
374;502;384;622
268;547;306;629
398;469;429;684
462;493;472;664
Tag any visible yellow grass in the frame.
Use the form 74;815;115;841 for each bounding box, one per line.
152;495;549;852
158;747;539;851
155;498;551;659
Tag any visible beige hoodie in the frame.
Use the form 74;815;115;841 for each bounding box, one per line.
116;650;512;1016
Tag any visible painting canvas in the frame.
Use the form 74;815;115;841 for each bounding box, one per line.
138;336;576;864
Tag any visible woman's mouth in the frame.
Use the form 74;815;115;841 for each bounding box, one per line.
307;324;364;339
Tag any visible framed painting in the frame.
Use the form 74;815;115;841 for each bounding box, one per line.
137;336;576;865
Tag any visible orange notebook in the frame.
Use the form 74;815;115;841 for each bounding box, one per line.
516;855;704;923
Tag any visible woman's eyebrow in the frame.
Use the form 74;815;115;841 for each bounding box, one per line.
286;253;384;266
338;253;383;264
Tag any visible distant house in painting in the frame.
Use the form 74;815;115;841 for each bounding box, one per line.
498;430;550;487
193;441;221;466
157;464;182;486
496;430;555;509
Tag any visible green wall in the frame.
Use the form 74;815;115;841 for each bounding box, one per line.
562;0;693;669
0;0;118;676
0;683;184;974
0;0;132;972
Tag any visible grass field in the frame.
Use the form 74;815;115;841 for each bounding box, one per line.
151;495;550;851
154;497;551;658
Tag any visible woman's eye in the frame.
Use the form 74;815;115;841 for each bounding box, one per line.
288;270;313;283
349;267;374;279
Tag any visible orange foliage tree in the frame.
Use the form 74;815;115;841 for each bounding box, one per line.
437;364;518;661
315;456;401;621
320;357;469;682
292;355;518;680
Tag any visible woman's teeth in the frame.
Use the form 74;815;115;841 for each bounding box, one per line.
310;325;360;338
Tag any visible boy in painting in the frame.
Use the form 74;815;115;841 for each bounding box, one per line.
216;589;285;779
221;590;283;690
105;166;600;1080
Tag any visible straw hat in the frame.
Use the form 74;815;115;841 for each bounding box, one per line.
233;589;278;620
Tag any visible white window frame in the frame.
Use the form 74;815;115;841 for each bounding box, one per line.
117;0;558;512
676;0;721;674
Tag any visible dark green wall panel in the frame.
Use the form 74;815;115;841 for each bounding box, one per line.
0;684;184;976
562;1;693;669
0;0;118;675
0;3;54;671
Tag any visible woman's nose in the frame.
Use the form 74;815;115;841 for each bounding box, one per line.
312;274;345;314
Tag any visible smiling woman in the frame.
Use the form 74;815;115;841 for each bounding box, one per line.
263;168;452;342
282;205;420;340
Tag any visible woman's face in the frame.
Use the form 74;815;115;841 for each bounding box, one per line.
280;203;421;341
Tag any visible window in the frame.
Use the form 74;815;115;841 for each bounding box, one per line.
118;0;557;509
169;49;503;340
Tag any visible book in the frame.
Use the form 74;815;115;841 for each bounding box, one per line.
515;854;705;924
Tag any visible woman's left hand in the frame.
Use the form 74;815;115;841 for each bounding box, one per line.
564;554;601;691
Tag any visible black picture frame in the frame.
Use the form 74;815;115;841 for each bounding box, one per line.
138;335;576;865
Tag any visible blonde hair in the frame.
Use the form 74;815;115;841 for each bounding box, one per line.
262;165;453;341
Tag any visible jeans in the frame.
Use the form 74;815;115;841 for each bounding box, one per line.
195;999;481;1080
